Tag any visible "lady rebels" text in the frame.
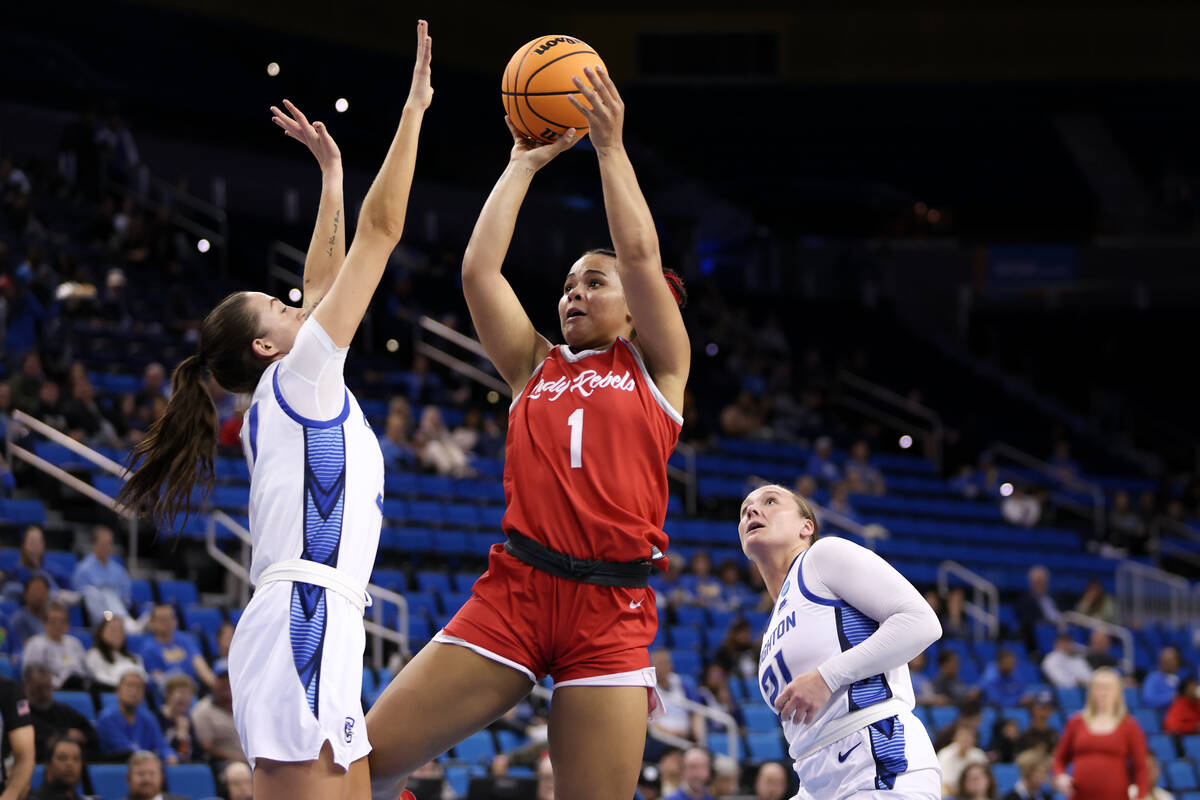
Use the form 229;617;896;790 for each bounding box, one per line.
527;369;636;401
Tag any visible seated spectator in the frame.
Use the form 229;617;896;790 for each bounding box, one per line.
718;391;765;438
711;620;758;679
72;526;132;624
652;557;691;611
826;481;859;522
753;762;789;800
214;621;235;660
1074;580;1116;625
1143;754;1175;800
139;604;214;690
1141;647;1181;710
664;747;713;800
680;551;722;608
696;664;742;735
793;474;817;502
5;526;61;597
714;560;753;612
909;651;948;706
1017;566;1060;653
35;381;69;433
450;407;484;454
22;602;89;690
63;376;121;449
1041;632;1092;689
934;701;983;751
805;436;840;484
657;748;683;797
29;736;86;800
980;649;1031;708
1163;677;1200;735
957;762;996;800
413;406;470;477
135;363;168;413
937;722;988;798
1084;630;1118;672
940;587;971;640
1001;485;1041;528
22;663;98;761
989;717;1022;763
932;651;980;707
710;754;738;799
403;354;443;406
156;675;195;762
8;574;51;646
96;670;174;764
1107;491;1145;552
636;762;662;800
85;616;144;690
1015;691;1059;755
844;440;886;495
950;464;982;499
119;750;187;800
191;660;245;764
104;393;145;446
378;402;415;469
7;350;45;412
1000;749;1053;800
220;761;253;800
649;651;703;748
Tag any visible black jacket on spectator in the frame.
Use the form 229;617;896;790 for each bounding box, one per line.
29;703;99;762
29;783;91;800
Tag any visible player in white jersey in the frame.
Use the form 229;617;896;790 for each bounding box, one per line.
117;22;432;800
737;484;943;799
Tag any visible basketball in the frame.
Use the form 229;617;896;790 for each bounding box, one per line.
502;35;608;143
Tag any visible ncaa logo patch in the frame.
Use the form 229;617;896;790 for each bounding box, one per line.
780;579;790;597
344;716;355;743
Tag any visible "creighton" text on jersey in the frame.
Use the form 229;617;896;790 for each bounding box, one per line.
527;369;636;401
761;610;796;658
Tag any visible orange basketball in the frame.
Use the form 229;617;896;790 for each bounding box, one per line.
502;35;607;143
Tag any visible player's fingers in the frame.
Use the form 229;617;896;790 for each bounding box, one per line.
571;76;601;109
566;93;596;121
585;66;616;106
282;99;309;125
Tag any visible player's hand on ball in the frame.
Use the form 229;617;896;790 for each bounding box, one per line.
270;100;341;173
406;19;434;111
774;669;833;726
504;116;581;171
567;66;624;151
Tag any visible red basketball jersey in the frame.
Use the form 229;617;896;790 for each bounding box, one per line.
502;338;681;567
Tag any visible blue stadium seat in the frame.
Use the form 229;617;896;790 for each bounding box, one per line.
69;629;92;650
707;732;731;756
454;732;496;762
992;763;1020;794
1183;735;1200;761
157;579;198;607
446;766;483;798
929;706;958;731
1056;686;1084;712
0;657;12;680
389;527;434;553
404;593;440;618
57;691;95;720
184;605;223;636
675;607;708;628
496;730;528;752
746;731;785;761
478;506;505;530
431;531;471;555
370;569;407;592
165;764;216;798
408;501;444;526
89;763;130;800
1167;760;1198;792
1149;734;1178;763
452;573;478;593
742;703;776;732
416;571;452;594
1135;708;1162;735
382;498;408;521
130;578;154;605
671;649;701;677
384;472;418;496
669;626;702;651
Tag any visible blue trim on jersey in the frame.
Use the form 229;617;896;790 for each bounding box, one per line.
247;402;259;463
796;548;844;608
834;602;894;712
867;715;908;790
272;367;351;429
289;422;348;718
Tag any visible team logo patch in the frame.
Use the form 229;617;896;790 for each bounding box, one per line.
777;598;788;612
16;699;30;716
344;716;355;743
780;580;791;597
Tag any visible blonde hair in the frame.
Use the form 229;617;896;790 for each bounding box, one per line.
1082;667;1126;724
759;484;820;541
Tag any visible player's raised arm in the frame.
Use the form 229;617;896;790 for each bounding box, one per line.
313;20;432;347
568;66;690;412
269;99;345;314
460;118;578;393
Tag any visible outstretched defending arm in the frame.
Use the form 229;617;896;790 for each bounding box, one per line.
270;99;345;314
312;20;433;348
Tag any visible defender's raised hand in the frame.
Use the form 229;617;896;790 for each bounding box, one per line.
270;99;341;174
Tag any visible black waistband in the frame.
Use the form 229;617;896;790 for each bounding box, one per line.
503;530;652;588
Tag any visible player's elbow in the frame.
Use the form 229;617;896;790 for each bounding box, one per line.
922;607;943;646
359;211;405;244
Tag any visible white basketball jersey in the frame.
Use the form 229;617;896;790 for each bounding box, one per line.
757;540;915;762
239;359;384;590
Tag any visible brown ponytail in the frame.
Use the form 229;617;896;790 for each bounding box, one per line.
118;291;269;530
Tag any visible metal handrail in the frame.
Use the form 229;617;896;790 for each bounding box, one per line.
981;441;1106;541
1148;516;1200;570
836;370;945;468
937;561;999;640
6;410;139;572
109;167;229;273
1059;611;1135;677
1115;560;1191;628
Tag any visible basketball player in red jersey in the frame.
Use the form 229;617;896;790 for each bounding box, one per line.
367;66;689;800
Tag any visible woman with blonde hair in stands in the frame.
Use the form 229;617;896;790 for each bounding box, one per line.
1053;667;1149;800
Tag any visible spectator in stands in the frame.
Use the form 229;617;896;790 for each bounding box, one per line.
155;674;194;762
980;649;1031;708
681;551;722;608
120;750;187;800
1084;630;1118;672
10;526;60;594
1017;566;1060;653
711;620;758;679
84;616;144;690
72;526;132;624
139;604;214;690
1074;580;1116;625
1108;491;1146;552
710;754;738;799
1053;667;1149;800
792;474;817;503
950;464;983;500
933;650;979;707
714;560;752;612
21;663;98;761
135;363;168;419
1042;632;1092;689
988;717;1022;763
805;436;840;484
663;747;713;800
657;749;682;797
0;674;34;800
940;587;971;640
213;622;234;661
1162;677;1200;735
378;400;415;469
937;721;988;797
190;659;244;764
1001;749;1053;800
957;762;996;800
63;375;121;449
752;762;788;800
1014;691;1059;755
104;393;145;447
220;761;253;800
96;670;174;764
22;602;89;690
909;651;946;705
1141;647;1181;710
1142;754;1174;800
34;382;68;433
413;406;471;477
8;574;51;646
718;391;765;438
649;651;703;748
1049;441;1080;484
7;351;44;412
29;736;85;800
403;353;443;406
826;481;859;522
696;664;742;735
1001;485;1041;528
844;440;886;495
935;701;984;751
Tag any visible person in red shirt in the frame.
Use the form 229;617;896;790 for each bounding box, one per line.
366;67;690;800
1053;667;1150;800
1163;677;1200;735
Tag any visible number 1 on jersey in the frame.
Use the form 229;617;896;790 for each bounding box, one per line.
567;408;584;469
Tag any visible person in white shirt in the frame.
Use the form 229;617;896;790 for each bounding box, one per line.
936;722;988;797
85;616;144;690
1042;632;1093;689
21;602;89;689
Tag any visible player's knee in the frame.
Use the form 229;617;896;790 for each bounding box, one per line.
369;773;406;800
